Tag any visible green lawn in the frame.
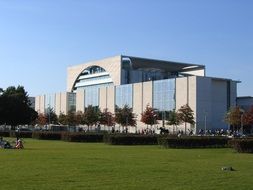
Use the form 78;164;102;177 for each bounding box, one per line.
0;139;253;190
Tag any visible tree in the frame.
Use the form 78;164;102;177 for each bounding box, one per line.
36;113;47;126
167;109;181;134
225;106;243;132
115;105;136;132
0;86;38;128
66;111;77;126
45;107;58;124
83;105;101;131
242;106;253;133
75;111;85;126
58;112;68;125
141;104;158;128
100;108;115;130
177;104;195;134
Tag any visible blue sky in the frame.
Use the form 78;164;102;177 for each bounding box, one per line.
0;0;252;97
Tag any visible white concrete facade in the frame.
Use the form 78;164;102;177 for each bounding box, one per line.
36;92;75;115
35;55;238;133
67;56;122;92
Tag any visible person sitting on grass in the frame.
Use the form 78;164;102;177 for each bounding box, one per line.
0;140;13;149
15;139;24;149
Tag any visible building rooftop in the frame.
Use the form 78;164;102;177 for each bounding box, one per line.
122;55;205;73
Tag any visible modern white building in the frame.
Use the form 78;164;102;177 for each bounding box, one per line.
36;55;238;133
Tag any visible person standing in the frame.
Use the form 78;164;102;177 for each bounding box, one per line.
15;126;20;141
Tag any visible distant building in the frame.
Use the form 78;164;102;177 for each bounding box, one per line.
237;96;253;111
36;55;238;133
28;97;35;110
35;92;76;116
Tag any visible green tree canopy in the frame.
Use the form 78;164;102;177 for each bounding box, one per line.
0;86;38;127
83;105;101;130
45;107;58;124
167;109;181;133
100;108;115;127
58;112;68;125
115;105;136;128
167;110;181;125
75;111;85;126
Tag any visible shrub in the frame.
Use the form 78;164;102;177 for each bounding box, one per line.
229;139;253;153
0;131;10;137
62;132;104;142
158;136;229;148
32;132;62;140
104;134;158;145
10;131;33;138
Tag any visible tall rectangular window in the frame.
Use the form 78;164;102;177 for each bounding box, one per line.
45;94;55;113
116;84;133;108
68;93;76;112
85;87;99;108
153;79;175;111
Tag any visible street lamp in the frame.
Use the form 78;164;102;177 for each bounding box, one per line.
153;113;157;131
48;106;51;125
240;111;244;135
204;110;207;135
162;110;165;128
126;116;128;133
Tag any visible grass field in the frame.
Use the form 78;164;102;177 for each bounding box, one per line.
0;139;253;190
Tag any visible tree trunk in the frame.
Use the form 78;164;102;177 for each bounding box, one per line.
11;125;16;130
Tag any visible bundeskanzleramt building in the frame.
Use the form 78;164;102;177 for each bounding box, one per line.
35;55;237;133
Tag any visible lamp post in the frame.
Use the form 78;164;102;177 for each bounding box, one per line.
162;110;165;128
126;115;128;133
239;109;245;135
107;114;109;132
241;113;244;135
204;110;207;135
153;113;157;131
48;106;51;125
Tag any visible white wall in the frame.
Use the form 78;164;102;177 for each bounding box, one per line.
67;55;121;92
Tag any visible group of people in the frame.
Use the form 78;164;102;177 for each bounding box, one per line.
0;136;24;149
197;129;239;136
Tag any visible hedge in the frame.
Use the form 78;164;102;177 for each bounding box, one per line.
0;131;10;137
62;132;104;142
104;134;158;145
32;132;62;140
229;139;253;153
10;131;33;138
158;136;229;148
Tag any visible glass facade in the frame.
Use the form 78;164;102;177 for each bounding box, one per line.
68;93;76;112
116;84;133;108
73;66;113;91
153;79;175;111
77;83;113;91
45;94;55;113
85;87;99;108
79;75;111;83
